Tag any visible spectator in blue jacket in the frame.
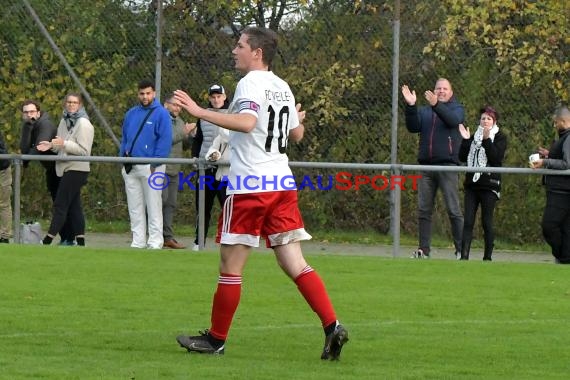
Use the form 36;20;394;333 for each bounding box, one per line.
402;78;465;259
120;79;172;249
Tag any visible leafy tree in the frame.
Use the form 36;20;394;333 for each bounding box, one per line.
0;0;562;244
422;0;569;102
162;0;308;33
0;0;155;220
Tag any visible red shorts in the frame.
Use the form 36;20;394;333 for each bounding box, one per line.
216;191;312;248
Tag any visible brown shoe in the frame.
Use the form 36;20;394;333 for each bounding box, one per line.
163;239;186;249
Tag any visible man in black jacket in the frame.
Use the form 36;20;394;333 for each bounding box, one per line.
19;100;73;244
402;78;465;259
531;105;570;264
20;100;58;196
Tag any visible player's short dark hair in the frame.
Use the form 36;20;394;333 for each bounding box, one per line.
138;79;155;91
21;100;41;112
242;27;278;67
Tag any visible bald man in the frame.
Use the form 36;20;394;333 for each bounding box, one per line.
531;106;570;264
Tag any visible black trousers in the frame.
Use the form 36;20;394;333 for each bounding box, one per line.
194;169;227;245
542;191;570;264
45;166;74;241
47;170;88;238
461;188;498;260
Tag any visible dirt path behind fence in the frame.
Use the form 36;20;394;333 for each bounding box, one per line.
86;232;555;264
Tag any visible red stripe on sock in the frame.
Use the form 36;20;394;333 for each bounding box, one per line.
295;267;337;328
209;273;242;340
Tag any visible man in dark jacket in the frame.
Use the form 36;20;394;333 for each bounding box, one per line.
20;100;58;196
19;100;74;244
531;105;570;264
402;78;465;259
162;94;195;249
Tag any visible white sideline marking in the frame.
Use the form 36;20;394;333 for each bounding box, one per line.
244;318;564;330
0;319;562;339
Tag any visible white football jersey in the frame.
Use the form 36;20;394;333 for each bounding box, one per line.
226;70;300;194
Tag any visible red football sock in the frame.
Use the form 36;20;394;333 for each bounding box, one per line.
294;266;337;328
209;273;242;340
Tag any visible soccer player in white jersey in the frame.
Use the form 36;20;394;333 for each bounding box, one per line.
173;26;348;360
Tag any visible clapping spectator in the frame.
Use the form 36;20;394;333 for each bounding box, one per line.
458;106;507;261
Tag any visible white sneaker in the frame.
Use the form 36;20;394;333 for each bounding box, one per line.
192;244;200;251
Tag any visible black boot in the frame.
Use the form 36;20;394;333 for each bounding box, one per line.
483;242;494;261
460;239;471;260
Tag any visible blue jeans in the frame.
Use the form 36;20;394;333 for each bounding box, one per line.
417;170;463;253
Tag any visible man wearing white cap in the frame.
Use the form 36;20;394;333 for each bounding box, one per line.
190;84;229;250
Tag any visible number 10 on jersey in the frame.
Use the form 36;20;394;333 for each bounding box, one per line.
265;105;290;154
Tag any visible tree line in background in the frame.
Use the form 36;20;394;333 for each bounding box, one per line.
0;0;567;244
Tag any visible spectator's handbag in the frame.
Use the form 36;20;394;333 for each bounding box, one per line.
123;108;155;174
20;221;42;244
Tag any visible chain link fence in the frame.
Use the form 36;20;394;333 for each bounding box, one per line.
0;0;568;245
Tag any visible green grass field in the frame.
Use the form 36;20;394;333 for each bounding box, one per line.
1;245;568;379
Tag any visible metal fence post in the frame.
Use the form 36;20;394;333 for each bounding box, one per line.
155;0;163;100
197;159;206;250
12;158;22;244
390;0;402;257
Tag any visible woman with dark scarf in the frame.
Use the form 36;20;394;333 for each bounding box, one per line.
458;106;507;261
37;93;94;246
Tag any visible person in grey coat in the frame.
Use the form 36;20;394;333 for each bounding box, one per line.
162;94;196;249
531;105;570;264
37;93;94;246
